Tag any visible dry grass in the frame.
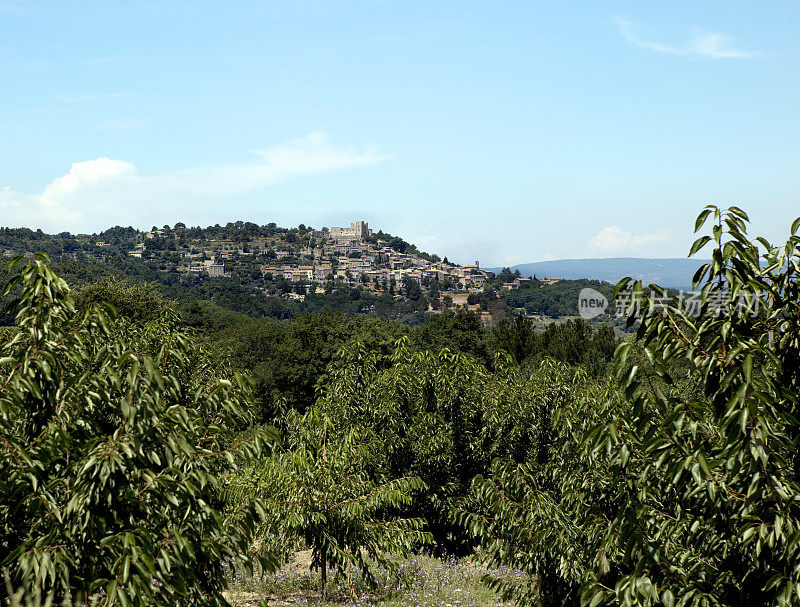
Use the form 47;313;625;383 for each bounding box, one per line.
224;553;523;606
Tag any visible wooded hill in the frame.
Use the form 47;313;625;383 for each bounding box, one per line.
0;223;617;327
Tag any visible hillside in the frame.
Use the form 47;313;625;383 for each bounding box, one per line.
491;257;712;291
0;221;622;326
0;221;458;323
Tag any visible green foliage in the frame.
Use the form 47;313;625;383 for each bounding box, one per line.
0;256;274;605
317;341;491;552
225;407;431;599
410;310;491;366
464;207;800;607
0;262;21;326
76;277;172;323
458;363;608;606
492;315;618;374
179;299;251;331
316;339;577;554
215;310;407;419
580;206;800;606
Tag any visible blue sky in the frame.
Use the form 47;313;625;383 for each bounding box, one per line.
1;1;798;266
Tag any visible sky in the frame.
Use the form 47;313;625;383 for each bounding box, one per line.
1;1;798;267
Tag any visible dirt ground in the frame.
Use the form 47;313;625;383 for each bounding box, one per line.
223;550;314;606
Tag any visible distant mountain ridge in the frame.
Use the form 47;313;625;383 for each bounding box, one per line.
489;258;712;291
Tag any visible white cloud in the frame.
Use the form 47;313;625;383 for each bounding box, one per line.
39;157;138;225
0;187;22;216
588;225;671;255
0;132;388;232
616;18;756;60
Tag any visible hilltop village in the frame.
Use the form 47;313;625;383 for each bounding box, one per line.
135;220;496;297
0;220;593;325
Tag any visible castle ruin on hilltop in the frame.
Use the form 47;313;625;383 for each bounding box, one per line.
330;221;371;242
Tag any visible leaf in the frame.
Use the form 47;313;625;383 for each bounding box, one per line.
689;236;712;258
728;206;750;222
121;555;130;584
697;453;711;478
614;341;631;375
742;354;753;383
692;263;710;287
695;209;713;232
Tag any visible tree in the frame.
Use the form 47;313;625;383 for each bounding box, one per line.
225;407;430;600
402;276;422;301
492;313;537;364
540;318;593;365
462;369;616;606
581;206;800;606
464;207;800;607
0;256;274;605
76;277;171;324
412;310;491;366
316;339;562;554
215;311;407;419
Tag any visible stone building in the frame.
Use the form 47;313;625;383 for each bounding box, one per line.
330;221;371;242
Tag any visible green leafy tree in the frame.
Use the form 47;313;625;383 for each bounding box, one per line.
492;314;538;364
0;256;274;605
401;275;422;301
225;407;431;600
581;206;800;606
411;310;491;366
461;372;622;606
77;277;171;323
318;339;571;554
215;311;406;419
464;207;800;607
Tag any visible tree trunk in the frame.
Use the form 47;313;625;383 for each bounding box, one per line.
533;573;543;607
348;563;356;599
320;548;327;601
